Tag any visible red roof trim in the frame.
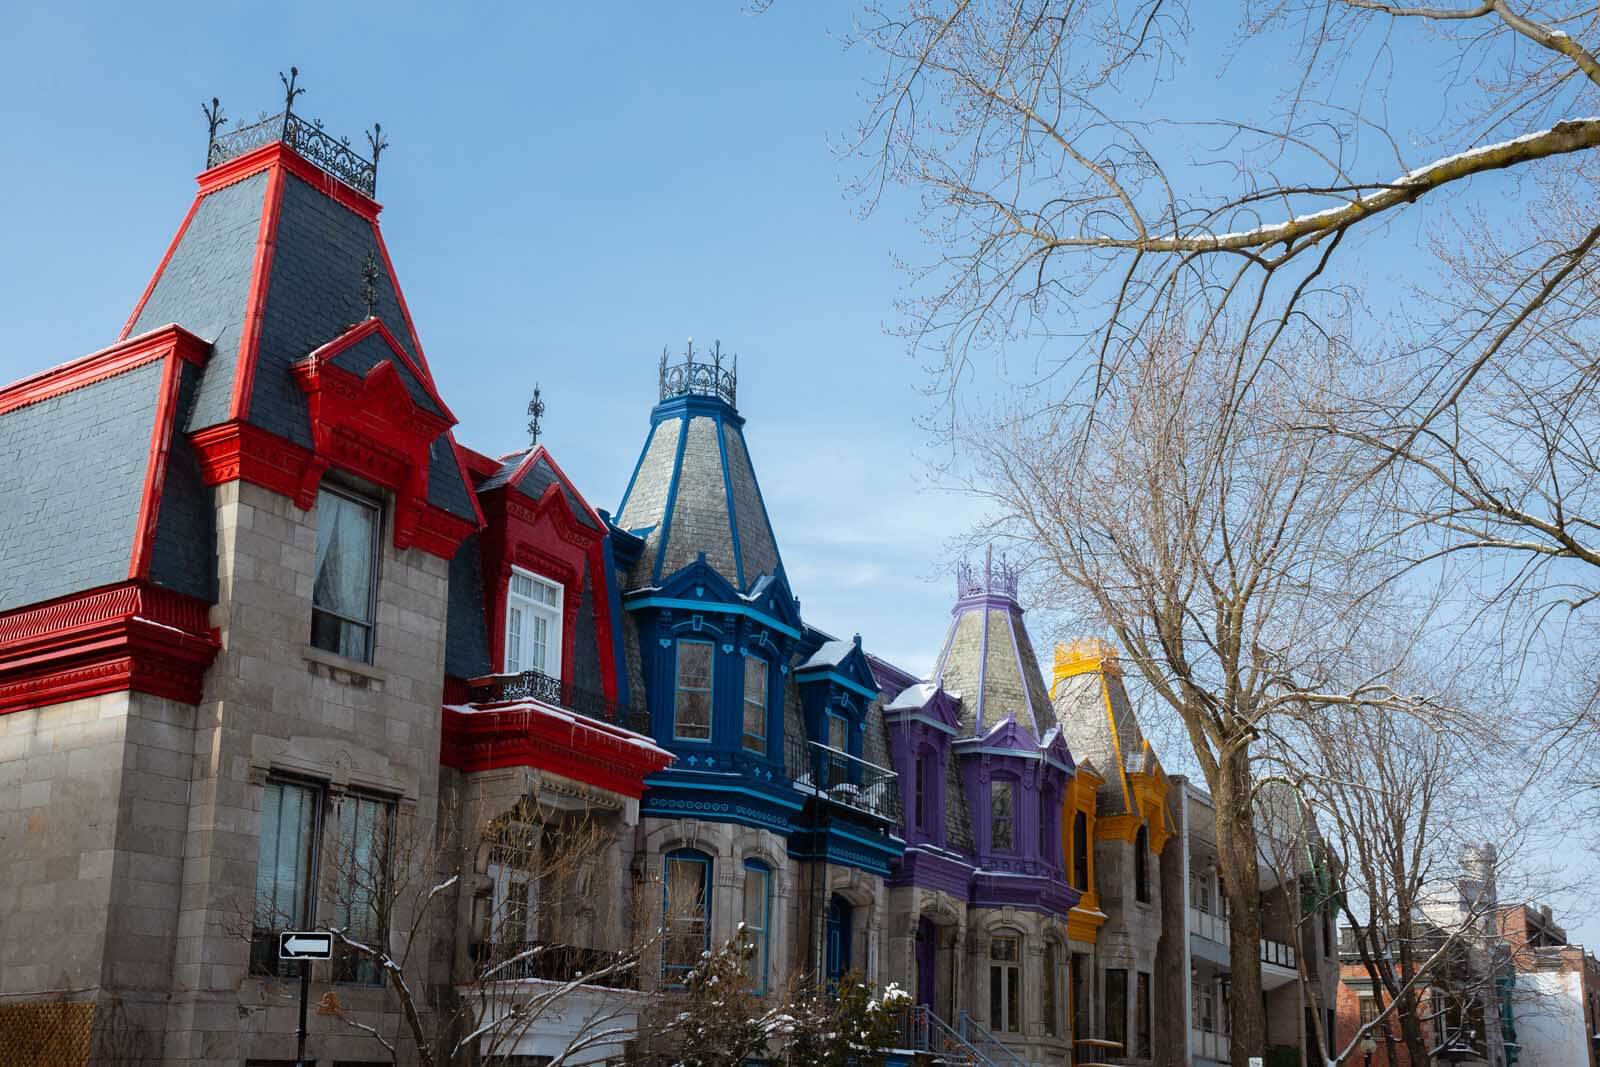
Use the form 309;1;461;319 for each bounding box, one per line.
0;324;209;419
229;159;287;421
128;350;190;580
369;223;430;374
457;444;503;481
304;317;459;425
197;142;382;221
0;581;220;715
119;195;201;343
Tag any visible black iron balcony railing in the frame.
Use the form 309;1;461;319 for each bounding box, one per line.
467;669;652;737
787;735;900;824
471;939;638;990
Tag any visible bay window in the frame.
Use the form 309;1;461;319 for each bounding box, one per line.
328;792;394;985
252;778;320;977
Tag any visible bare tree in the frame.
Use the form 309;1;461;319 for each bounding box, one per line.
962;324;1455;1062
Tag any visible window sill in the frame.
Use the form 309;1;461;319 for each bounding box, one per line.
302;645;387;689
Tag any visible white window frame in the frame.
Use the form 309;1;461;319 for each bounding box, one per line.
505;566;564;678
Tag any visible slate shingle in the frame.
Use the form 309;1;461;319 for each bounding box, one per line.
444;533;491;679
0;362;163;613
149;362;217;602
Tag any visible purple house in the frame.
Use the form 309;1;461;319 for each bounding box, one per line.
874;552;1080;1065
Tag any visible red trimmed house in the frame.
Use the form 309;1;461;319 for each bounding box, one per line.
0;97;666;1066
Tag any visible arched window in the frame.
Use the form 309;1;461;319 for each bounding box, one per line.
742;860;771;994
989;933;1022;1033
663;849;711;980
1073;810;1090;890
1134;824;1151;903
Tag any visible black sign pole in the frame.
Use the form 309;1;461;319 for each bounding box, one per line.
297;958;310;1067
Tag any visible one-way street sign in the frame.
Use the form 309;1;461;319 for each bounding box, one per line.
278;931;334;960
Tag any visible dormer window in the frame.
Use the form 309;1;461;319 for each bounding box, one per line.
742;657;769;753
506;568;562;677
827;711;848;753
674;640;714;741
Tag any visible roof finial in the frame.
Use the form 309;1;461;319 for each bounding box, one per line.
279;66;303;139
202;97;227;165
527;383;546;446
365;122;388;191
360;250;381;319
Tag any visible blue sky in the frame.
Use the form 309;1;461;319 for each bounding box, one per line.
5;2;1598;945
0;2;976;673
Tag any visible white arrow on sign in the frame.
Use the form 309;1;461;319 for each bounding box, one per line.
279;931;334;960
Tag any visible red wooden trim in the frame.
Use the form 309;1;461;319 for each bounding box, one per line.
302;317;458;424
370;224;430;374
457;443;503;481
229;160;286;421
440;703;672;795
197;142;382;221
0;581;219;716
120;195;201;342
128;353;184;580
191;420;314;504
0;325;209;419
528;445;608;531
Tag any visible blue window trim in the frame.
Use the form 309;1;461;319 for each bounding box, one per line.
743;859;771;995
672;639;716;744
663;849;712;983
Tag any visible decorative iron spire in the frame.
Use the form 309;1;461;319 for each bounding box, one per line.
956;544;1020;600
658;338;738;407
360;250;381;319
202;67;386;197
527;383;545;446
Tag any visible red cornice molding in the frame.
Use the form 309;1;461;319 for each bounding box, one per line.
0;581;219;715
190;418;480;561
303;318;458;424
440;703;673;797
0;325;209;419
197;142;382;221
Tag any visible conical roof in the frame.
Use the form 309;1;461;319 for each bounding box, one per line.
614;344;783;593
930;550;1056;739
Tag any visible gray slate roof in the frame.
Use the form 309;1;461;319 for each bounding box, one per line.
0;361;164;613
444;533;491;679
615;409;782;593
129;168;477;523
932;600;1057;740
148;361;216;603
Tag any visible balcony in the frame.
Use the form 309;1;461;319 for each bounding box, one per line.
788;736;900;824
1187;907;1299;988
467;669;651;735
471;939;638;990
1191;1026;1230;1063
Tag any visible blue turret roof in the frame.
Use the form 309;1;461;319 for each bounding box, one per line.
614;350;784;594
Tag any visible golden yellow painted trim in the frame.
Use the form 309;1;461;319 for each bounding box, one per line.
1097;814;1141;843
1098;673;1135;814
1067;903;1108;943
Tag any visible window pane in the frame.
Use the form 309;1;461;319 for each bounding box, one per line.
1137;971;1152;1057
1043;942;1059;1036
313;491;377;623
991;780;1014;851
674;643;713;740
664;853;710;977
743;863;769;992
1105;969;1128;1047
742;659;768;752
914;756;926;829
330;794;392;985
511;572;533;599
828;715;847;752
1006;967;1019;1032
252;780;318;976
1073;811;1089;889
